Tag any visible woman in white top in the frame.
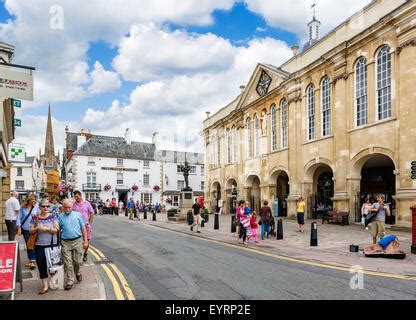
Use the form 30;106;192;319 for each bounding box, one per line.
361;198;372;224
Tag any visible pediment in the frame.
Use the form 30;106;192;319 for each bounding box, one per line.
236;63;290;110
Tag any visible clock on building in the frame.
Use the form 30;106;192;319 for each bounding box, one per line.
256;71;272;97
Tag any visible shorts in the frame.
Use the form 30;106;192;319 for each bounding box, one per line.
370;221;385;238
297;212;305;225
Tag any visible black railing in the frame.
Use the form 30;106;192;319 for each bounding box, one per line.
82;184;102;191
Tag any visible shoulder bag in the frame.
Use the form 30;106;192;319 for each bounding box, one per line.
27;214;39;250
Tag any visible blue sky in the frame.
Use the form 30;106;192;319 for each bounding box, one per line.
0;0;371;155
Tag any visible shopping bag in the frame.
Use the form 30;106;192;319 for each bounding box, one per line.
240;217;251;228
45;245;64;275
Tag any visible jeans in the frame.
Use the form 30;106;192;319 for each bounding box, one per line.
261;222;270;239
22;229;36;261
5;220;16;241
239;223;247;242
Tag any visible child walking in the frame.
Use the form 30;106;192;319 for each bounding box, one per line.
247;212;259;243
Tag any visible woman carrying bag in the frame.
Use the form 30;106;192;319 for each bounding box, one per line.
29;199;59;294
16;195;38;269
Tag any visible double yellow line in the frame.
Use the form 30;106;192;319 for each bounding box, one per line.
89;245;136;300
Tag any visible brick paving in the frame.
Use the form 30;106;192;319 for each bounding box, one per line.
136;212;416;277
3;236;106;300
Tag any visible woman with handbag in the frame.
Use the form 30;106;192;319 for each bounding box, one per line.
29;199;59;294
16;195;38;270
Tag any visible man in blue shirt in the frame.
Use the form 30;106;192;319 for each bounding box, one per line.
58;199;88;291
127;198;136;220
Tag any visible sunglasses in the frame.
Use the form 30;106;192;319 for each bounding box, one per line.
41;205;50;208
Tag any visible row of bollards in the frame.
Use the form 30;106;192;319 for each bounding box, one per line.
228;216;318;246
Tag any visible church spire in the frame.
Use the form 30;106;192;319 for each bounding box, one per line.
44;103;57;168
308;0;321;42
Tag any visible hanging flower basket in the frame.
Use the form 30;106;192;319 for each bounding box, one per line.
153;185;160;191
132;184;139;191
166;198;172;204
104;184;112;191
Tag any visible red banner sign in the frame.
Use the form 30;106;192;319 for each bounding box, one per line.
0;241;18;292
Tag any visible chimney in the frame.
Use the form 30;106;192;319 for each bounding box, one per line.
125;128;132;145
239;85;246;93
206;111;211;119
291;45;299;56
77;134;87;149
65;125;69;133
152;132;160;148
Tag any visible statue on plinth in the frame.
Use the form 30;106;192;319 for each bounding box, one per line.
179;158;193;192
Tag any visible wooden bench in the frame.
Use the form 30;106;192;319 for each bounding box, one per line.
322;211;350;225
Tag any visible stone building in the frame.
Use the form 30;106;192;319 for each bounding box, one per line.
203;0;416;228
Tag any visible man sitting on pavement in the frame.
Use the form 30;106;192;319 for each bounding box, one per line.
364;234;400;255
58;199;88;291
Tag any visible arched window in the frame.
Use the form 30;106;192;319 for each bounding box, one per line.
246;117;252;158
232;126;237;162
376;46;391;120
216;136;221;166
355;57;368;126
254;114;260;156
281;99;288;148
321;77;331;136
226;128;231;164
307;84;316;140
271;104;277;151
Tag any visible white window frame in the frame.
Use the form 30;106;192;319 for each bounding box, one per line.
321;77;331;137
254;114;260;156
232;127;237;162
177;180;185;190
281;99;288;149
226;128;232;164
143;174;150;187
307;84;316;141
143;160;150;168
87;171;97;186
354;57;368;127
246;117;252;158
117;158;123;167
376;45;392;121
271;104;277;151
117;173;123;185
17;167;23;176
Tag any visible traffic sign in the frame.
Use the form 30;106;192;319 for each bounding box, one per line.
12;99;21;108
411;161;416;180
13;118;21;127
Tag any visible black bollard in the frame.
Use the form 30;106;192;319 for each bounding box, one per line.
152;210;156;221
214;213;219;230
310;222;318;246
231;215;236;233
201;219;205;228
144;210;147;220
276;219;283;240
187;211;193;225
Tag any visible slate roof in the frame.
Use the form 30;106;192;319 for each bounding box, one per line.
74;135;156;160
155;150;204;165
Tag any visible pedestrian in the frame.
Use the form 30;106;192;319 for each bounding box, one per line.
127;198;135;220
361;197;372;226
58;199;88;291
247;212;259;243
135;201;140;219
236;200;249;245
244;201;252;215
16;194;38;270
50;195;62;216
368;194;391;244
259;200;272;240
111;198;116;215
119;199;124;216
296;196;306;233
5;191;21;241
190;198;202;233
72;190;94;262
29;199;59;294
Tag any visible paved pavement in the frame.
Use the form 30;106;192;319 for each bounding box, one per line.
91;213;416;300
139;212;416;278
2;235;106;300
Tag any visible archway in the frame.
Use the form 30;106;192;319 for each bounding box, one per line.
306;164;334;219
211;181;222;213
226;178;238;214
270;170;289;217
246;175;261;213
356;154;396;224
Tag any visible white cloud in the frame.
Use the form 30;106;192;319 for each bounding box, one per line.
88;61;121;95
245;0;372;41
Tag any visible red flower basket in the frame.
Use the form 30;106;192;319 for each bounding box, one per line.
132;184;139;191
153;185;160;191
104;184;111;191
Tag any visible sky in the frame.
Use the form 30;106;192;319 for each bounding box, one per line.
0;0;371;158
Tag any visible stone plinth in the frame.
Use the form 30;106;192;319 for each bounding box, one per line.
168;191;194;222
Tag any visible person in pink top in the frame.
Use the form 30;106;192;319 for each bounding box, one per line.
73;191;94;262
235;200;249;245
247;212;259;243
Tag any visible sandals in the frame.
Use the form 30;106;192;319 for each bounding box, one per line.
26;262;36;270
39;288;49;295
